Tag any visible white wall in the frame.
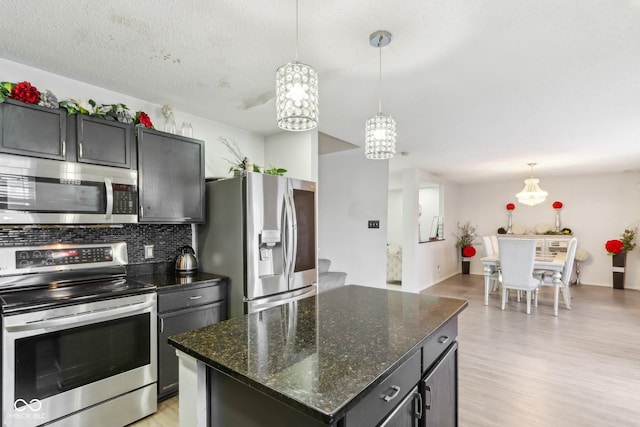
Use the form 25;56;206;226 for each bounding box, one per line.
0;58;265;178
265;130;318;182
397;169;461;292
318;149;388;288
458;172;640;289
418;187;440;241
387;189;403;246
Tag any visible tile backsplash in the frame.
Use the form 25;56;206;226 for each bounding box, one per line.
0;224;192;265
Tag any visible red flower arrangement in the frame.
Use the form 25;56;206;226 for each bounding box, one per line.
10;81;40;104
462;245;476;257
605;229;636;255
552;201;563;209
506;203;515;211
605;240;624;255
134;111;154;129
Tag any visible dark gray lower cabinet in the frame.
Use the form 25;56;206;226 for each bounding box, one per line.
421;342;458;427
158;301;226;400
380;386;422;427
157;280;227;401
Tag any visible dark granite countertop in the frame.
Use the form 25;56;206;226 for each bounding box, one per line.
168;285;467;423
128;270;227;292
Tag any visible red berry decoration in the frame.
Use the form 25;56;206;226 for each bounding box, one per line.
506;203;515;211
10;81;40;104
552;201;563;209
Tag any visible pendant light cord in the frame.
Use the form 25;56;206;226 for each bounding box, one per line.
295;0;299;62
378;41;383;114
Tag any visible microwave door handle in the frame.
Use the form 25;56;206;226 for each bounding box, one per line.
104;177;113;219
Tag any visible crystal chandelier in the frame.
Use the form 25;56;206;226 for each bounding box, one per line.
516;163;548;206
276;0;318;131
365;30;396;160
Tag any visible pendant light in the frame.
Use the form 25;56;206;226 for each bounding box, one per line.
516;163;548;206
365;30;396;160
276;0;318;131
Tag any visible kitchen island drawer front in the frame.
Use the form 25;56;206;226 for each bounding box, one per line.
422;318;457;374
158;281;227;313
346;350;421;427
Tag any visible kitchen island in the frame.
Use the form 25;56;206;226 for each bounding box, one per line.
168;285;467;426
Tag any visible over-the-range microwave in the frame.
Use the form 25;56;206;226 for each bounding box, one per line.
0;153;138;224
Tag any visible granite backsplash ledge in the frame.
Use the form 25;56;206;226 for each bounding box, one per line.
0;224;192;265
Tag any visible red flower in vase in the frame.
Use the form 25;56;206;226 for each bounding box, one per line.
605;239;623;255
552;201;563;209
10;81;40;104
462;245;476;257
506;203;515;211
135;111;154;129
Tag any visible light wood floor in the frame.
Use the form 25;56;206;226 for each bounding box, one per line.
133;275;640;426
422;274;640;427
129;396;178;426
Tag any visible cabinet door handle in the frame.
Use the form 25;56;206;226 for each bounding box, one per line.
61;140;66;157
437;335;449;344
189;295;203;300
425;385;432;410
79;142;84;158
381;385;401;402
414;391;423;419
160;317;164;333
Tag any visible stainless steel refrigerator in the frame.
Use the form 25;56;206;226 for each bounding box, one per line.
198;172;317;318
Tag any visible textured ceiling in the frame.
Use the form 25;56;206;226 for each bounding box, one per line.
2;0;640;183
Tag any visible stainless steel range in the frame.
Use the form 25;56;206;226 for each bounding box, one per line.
0;242;157;427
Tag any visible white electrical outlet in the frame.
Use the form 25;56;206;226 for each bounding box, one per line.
144;245;154;259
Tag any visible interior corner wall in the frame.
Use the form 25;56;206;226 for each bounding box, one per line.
387;189;403;246
265;130;318;182
457;172;640;289
399;171;461;293
318;150;388;288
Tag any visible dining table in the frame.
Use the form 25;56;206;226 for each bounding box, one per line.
481;251;570;316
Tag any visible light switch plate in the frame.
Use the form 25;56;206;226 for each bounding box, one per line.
144;245;154;259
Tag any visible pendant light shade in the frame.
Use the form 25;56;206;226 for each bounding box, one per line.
516;163;548;206
276;0;318;131
365;30;396;160
365;113;396;159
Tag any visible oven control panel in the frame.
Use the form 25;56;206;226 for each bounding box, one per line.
15;247;114;269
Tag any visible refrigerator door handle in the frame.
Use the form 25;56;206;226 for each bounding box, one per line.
282;190;292;285
287;186;298;282
283;187;296;287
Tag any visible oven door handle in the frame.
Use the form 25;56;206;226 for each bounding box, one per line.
5;299;155;333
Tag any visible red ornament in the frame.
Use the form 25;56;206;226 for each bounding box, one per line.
605;239;624;254
462;245;476;257
552;201;563;209
10;81;40;104
506;203;515;211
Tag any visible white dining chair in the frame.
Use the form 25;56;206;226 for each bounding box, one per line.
498;239;540;314
490;235;500;255
481;235;500;304
535;237;577;316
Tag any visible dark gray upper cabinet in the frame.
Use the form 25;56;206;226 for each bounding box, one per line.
137;127;205;223
0;99;135;168
76;114;133;168
0;98;67;160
